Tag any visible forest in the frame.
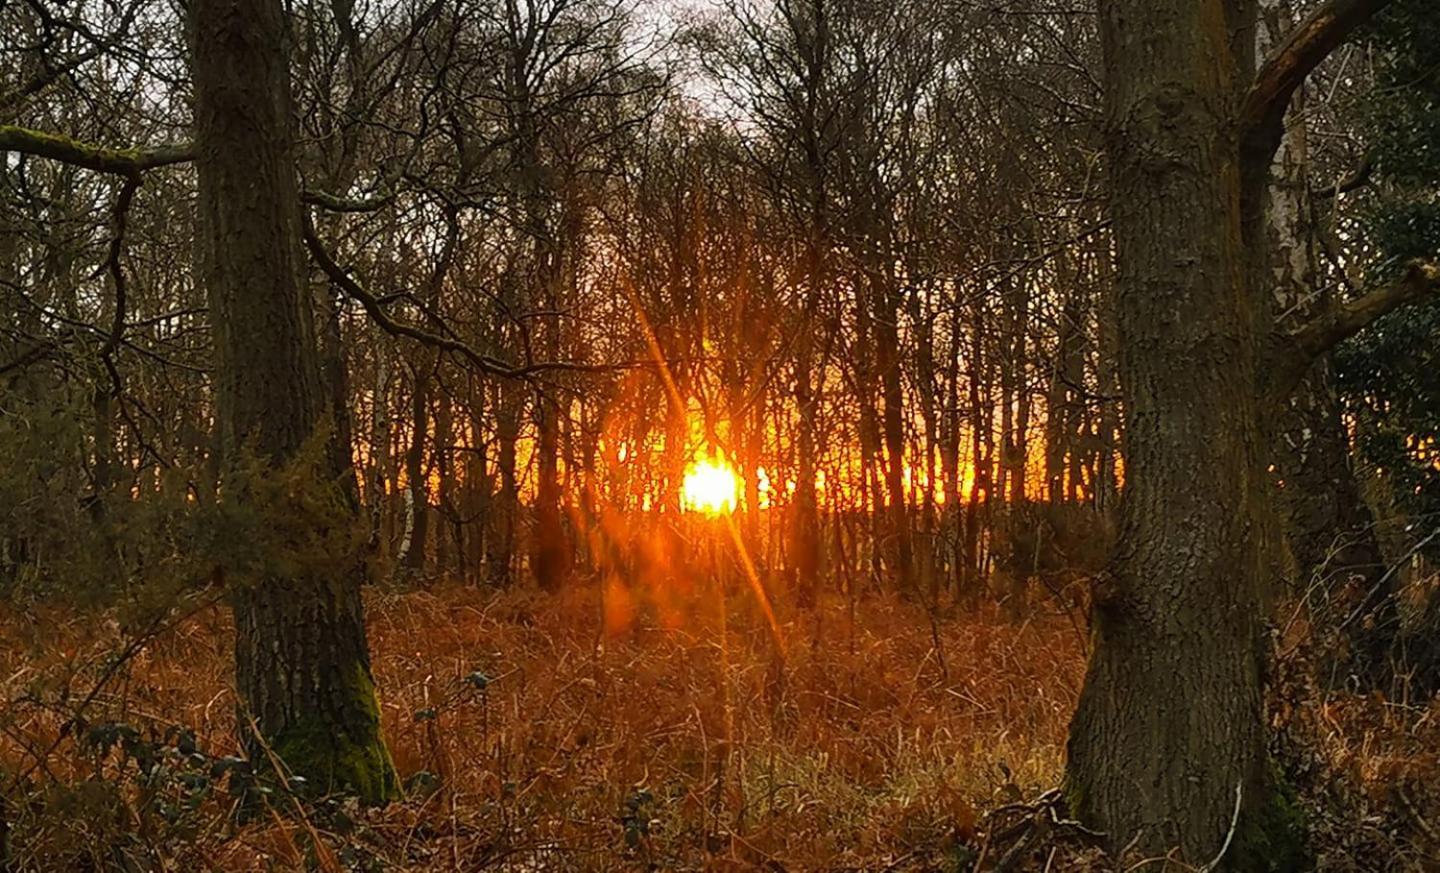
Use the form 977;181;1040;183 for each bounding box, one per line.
2;0;1440;869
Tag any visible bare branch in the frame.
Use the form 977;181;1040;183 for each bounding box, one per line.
98;175;141;366
1241;0;1391;164
1313;151;1374;201
301;214;644;381
0;125;391;213
300;214;525;378
1289;260;1440;360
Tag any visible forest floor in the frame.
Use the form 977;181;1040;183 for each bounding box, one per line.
1;582;1438;871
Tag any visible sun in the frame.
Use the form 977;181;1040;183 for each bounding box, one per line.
681;457;739;515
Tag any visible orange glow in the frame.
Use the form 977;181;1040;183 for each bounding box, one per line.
681;456;739;514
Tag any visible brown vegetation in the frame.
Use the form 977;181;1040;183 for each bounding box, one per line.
4;582;1439;870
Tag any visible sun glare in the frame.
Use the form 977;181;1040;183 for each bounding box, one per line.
681;457;739;515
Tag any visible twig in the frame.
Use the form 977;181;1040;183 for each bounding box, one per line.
1200;781;1243;873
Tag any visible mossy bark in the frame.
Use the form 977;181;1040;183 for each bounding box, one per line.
188;0;396;804
233;581;398;804
267;661;399;802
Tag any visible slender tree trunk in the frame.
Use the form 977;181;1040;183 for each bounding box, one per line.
875;277;913;594
940;314;963;599
367;335;393;580
401;361;431;572
1092;241;1120;513
533;379;567;591
434;386;454;574
962;314;990;601
188;0;395;802
489;381;521;587
791;324;820;606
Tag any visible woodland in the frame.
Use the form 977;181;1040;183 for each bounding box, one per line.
2;0;1440;869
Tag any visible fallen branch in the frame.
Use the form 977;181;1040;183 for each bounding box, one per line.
981;787;1107;872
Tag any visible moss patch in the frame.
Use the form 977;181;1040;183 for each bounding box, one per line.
271;663;399;805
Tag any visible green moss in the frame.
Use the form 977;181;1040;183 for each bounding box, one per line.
1232;769;1310;873
271;663;399;805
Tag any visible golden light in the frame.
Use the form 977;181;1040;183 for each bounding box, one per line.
681;457;739;515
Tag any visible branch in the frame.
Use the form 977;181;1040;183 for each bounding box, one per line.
98;175;140;366
0;341;58;378
1240;0;1392;163
301;215;524;378
0;124;192;174
1289;260;1440;360
301;215;641;381
1313;151;1374;201
0;46;107;116
0;125;391;212
299;187;396;213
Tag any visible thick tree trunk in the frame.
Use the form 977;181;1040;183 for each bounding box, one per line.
1065;0;1272;863
188;0;395;802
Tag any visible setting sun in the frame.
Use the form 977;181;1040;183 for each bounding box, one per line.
681;457;740;514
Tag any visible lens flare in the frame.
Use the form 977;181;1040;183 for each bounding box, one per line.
681;457;739;515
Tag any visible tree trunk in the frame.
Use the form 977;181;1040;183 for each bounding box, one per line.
876;277;913;595
488;381;521;587
1255;0;1395;683
1065;0;1272;862
188;0;395;802
533;381;567;591
791;324;821;606
400;361;431;572
366;334;393;580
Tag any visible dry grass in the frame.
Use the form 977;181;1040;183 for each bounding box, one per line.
2;581;1437;870
0;582;1082;870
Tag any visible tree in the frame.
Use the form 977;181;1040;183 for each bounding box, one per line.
1335;0;1440;687
1066;0;1435;864
1259;0;1396;688
188;0;396;800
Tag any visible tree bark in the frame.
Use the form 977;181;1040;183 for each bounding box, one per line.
1065;0;1272;862
188;0;396;802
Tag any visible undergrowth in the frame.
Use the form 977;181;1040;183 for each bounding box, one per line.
0;584;1436;870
